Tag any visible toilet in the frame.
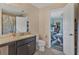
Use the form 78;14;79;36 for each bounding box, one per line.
36;35;46;51
38;40;45;51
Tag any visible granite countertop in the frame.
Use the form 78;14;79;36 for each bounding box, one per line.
0;32;36;45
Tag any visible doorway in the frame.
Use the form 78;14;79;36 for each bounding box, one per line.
50;8;63;51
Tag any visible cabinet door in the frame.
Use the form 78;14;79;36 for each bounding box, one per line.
0;46;8;55
8;42;16;55
27;40;36;55
17;44;28;55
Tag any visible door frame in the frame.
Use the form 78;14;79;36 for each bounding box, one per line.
48;8;64;51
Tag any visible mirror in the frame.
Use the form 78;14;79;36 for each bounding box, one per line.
2;13;29;35
2;14;16;34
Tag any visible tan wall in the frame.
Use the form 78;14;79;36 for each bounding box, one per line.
27;7;39;35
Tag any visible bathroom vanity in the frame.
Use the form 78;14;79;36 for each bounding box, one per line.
0;33;36;55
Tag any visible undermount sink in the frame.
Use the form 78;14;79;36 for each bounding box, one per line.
15;32;31;36
17;33;25;36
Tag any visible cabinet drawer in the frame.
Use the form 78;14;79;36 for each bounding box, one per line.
16;36;36;47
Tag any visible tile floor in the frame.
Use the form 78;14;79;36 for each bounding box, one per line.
34;48;64;55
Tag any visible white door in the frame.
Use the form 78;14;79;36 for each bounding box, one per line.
0;9;2;35
16;17;28;33
63;4;75;55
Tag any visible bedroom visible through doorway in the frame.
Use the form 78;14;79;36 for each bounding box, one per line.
50;8;63;51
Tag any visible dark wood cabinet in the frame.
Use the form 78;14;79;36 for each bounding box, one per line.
8;42;17;55
8;36;36;55
27;41;36;55
17;44;28;55
16;36;36;55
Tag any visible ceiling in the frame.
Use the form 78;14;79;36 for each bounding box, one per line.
32;3;51;8
0;3;65;16
0;4;28;16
